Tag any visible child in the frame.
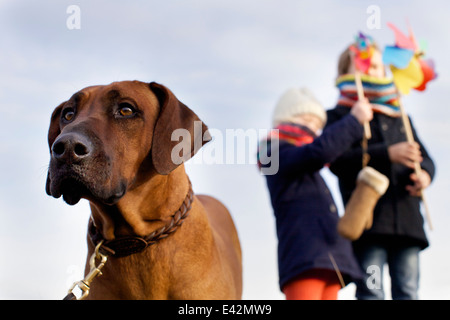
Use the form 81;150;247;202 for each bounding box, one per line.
258;87;372;300
326;41;435;299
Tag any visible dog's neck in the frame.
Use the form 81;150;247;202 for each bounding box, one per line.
89;165;190;241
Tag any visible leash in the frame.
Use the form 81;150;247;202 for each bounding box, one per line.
64;240;108;300
63;180;193;300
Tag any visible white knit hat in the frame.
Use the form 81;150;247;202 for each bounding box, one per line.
272;87;326;127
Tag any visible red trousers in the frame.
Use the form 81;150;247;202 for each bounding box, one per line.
282;269;341;300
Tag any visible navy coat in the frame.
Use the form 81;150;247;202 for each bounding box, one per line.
263;114;364;290
326;106;435;250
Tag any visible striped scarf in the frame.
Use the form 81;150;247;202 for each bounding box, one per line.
257;122;315;169
336;74;401;117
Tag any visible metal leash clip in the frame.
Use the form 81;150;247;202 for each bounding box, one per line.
66;240;108;300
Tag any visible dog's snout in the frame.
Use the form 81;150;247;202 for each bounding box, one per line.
52;133;93;163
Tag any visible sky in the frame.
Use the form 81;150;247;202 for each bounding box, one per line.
1;0;449;300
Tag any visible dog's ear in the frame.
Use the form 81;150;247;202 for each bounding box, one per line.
46;102;65;195
47;102;65;150
149;82;211;175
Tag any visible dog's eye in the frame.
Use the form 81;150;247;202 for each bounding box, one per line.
62;108;75;122
117;103;136;117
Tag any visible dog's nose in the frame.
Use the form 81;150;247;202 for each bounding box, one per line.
52;133;93;163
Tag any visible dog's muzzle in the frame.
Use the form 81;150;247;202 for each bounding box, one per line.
47;131;121;206
52;132;93;164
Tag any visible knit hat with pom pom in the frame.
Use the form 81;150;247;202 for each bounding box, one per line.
272;87;326;127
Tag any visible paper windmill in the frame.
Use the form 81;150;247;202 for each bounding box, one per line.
349;32;375;143
382;22;437;95
382;22;435;230
350;32;375;73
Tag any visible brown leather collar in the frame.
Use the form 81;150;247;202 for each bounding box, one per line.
88;181;194;257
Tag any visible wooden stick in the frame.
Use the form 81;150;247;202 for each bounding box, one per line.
397;97;433;230
328;252;346;289
355;71;372;140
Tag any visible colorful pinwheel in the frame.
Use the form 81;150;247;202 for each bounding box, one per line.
382;22;436;229
382;22;437;95
350;32;375;140
350;32;375;74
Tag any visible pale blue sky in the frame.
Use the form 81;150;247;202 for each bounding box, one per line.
1;0;449;299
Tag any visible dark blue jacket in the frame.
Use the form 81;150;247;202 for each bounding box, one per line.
263;114;364;290
326;106;435;250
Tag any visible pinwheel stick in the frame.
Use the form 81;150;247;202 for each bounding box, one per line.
397;97;433;230
354;71;372;140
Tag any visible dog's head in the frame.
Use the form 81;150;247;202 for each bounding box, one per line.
46;81;211;205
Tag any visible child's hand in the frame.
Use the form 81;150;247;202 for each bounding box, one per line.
351;98;373;124
406;171;431;196
388;142;423;169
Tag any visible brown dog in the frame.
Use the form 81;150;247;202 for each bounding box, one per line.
46;81;242;299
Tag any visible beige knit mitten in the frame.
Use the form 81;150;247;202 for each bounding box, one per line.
338;166;389;241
